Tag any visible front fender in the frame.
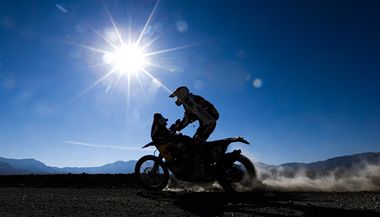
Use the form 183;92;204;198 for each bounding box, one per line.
142;142;155;149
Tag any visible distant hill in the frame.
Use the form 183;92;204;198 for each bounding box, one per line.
0;157;59;174
0;161;28;175
257;152;380;179
1;152;379;176
60;161;136;174
0;157;136;175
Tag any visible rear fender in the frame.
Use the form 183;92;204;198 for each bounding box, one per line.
206;137;248;160
207;137;249;148
226;137;250;145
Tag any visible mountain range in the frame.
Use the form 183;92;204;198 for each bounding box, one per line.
256;152;380;179
0;152;379;176
0;157;136;175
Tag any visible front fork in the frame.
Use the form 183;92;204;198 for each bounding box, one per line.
151;154;164;175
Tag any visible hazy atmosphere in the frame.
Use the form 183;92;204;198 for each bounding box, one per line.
0;0;379;167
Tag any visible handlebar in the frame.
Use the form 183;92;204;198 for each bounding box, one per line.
169;119;181;133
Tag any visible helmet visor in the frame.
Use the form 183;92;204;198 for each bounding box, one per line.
175;98;182;106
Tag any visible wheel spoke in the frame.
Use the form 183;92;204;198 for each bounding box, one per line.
218;154;257;192
135;155;169;191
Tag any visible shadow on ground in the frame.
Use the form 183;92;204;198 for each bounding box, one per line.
140;191;380;217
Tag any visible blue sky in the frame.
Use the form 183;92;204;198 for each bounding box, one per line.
0;0;379;167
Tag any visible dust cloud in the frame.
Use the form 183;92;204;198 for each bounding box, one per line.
166;155;380;192
256;161;380;192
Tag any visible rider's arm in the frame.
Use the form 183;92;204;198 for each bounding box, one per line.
176;111;194;132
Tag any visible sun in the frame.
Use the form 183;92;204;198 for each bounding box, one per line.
103;44;147;74
67;0;197;103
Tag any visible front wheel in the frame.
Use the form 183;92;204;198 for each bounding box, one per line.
135;155;169;191
217;154;258;192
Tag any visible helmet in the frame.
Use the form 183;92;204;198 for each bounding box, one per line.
169;86;190;106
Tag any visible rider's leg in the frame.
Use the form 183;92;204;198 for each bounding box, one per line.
193;121;216;154
194;121;216;141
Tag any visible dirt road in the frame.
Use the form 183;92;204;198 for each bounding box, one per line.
0;188;379;217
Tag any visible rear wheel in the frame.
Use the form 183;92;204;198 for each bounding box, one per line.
218;154;258;192
135;155;169;191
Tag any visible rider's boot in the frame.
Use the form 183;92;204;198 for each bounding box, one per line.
193;135;205;153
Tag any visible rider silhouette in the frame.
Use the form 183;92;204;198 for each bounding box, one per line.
169;86;219;146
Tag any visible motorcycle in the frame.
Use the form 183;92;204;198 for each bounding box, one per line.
135;113;257;192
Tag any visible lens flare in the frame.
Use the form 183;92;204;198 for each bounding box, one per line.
66;0;199;104
103;44;147;74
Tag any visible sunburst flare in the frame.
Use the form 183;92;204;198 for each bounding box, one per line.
67;0;198;104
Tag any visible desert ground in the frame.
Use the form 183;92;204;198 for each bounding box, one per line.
0;187;379;217
0;175;379;216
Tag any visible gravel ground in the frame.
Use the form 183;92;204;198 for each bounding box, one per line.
0;188;379;217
